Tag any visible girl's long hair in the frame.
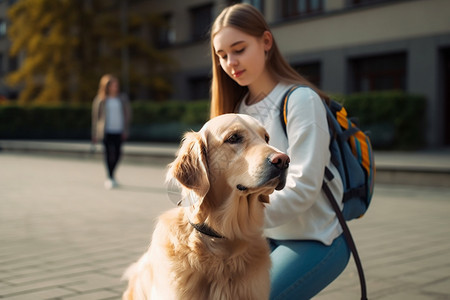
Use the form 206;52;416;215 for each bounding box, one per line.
210;3;329;118
96;74;118;101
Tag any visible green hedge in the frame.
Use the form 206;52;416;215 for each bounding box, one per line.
0;100;210;142
130;100;209;141
332;91;426;150
131;100;209;125
0;104;92;140
0;91;426;149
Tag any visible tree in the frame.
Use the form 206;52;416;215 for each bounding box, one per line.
7;0;174;104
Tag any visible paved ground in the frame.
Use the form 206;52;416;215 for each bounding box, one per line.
2;140;450;187
1;153;450;299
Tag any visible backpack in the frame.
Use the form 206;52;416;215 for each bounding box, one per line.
280;86;375;221
280;85;376;300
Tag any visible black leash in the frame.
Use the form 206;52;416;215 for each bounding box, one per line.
322;172;368;300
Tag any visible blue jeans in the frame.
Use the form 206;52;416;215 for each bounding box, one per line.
268;234;350;300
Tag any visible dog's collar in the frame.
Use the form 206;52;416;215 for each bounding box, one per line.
189;221;224;239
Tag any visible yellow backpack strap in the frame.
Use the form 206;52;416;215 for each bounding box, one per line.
280;85;302;133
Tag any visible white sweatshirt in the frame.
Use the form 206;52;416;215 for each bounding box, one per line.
105;97;125;134
238;83;344;245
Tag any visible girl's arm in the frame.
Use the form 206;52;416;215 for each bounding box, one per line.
265;87;330;228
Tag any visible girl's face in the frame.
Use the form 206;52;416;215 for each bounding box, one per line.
107;80;119;96
213;26;271;88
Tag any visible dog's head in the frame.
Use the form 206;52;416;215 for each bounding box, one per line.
167;114;289;234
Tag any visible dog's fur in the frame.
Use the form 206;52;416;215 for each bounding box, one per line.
122;114;289;300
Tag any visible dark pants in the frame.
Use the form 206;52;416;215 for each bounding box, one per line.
103;133;122;179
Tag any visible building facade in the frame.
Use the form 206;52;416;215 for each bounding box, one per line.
1;0;449;147
130;0;450;148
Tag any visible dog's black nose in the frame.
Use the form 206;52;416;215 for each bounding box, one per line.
269;153;290;170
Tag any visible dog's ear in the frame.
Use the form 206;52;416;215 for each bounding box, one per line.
168;131;210;199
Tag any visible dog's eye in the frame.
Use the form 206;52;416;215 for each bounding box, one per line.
225;133;243;144
265;135;270;143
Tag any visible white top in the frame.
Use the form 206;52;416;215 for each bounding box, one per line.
238;82;344;245
105;97;124;134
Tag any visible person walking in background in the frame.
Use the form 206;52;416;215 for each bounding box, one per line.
210;4;349;299
92;74;131;189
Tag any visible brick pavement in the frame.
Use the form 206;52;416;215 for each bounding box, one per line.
1;153;450;299
0;153;173;299
317;184;450;300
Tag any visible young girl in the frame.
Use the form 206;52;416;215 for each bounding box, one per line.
92;74;131;189
210;4;350;299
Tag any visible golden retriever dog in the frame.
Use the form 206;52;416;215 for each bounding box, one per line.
122;114;289;300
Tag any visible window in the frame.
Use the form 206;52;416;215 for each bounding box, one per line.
99;0;119;10
154;13;175;48
227;0;264;13
350;53;406;92
350;0;391;6
227;0;241;5
8;56;18;72
245;0;264;12
281;0;323;19
293;62;321;88
190;4;213;42
0;53;3;76
227;0;264;12
0;20;7;38
189;76;210;100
